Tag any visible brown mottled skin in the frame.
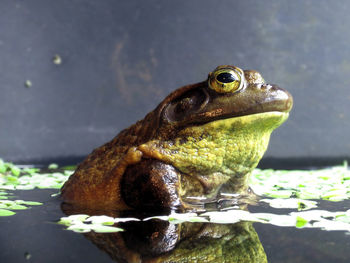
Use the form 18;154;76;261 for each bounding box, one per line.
61;65;293;211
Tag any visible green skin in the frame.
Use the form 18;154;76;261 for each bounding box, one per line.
142;111;289;198
61;65;293;210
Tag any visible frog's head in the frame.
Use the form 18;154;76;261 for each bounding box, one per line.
156;65;292;137
143;65;292;186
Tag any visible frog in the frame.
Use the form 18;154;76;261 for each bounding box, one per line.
61;65;293;211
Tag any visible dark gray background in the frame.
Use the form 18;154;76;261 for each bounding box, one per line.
1;0;350;165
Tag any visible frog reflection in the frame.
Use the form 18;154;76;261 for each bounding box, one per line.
61;65;292;211
61;205;267;263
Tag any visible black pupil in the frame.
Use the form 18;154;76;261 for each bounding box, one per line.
216;72;236;83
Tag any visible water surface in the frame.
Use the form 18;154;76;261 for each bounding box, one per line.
1;164;350;262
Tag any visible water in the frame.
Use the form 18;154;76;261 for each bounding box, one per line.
1;188;350;263
250;202;350;263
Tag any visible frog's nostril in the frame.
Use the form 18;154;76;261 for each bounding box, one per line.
256;84;266;90
258;84;275;91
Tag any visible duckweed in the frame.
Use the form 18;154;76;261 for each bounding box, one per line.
2;158;350;232
58;214;137;233
250;162;350;201
0;199;43;216
0;159;72;190
144;208;350;233
0;159;69;216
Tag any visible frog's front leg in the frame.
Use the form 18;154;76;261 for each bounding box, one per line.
121;159;184;211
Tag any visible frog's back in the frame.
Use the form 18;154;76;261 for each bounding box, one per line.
61;111;159;205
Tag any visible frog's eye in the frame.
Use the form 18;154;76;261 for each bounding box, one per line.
208;66;245;93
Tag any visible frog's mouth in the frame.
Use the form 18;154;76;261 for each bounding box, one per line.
199;111;290;133
162;82;293;128
200;84;292;122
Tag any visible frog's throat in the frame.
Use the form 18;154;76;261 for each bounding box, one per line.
139;111;289;177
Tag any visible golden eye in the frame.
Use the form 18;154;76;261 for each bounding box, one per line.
208;66;245;93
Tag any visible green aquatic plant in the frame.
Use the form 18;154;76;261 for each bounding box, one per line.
58;214;139;233
250;162;350;201
260;198;317;211
142;208;350;232
0;159;69;216
58;207;350;234
56;162;350;234
2;158;350;232
144;212;209;224
0;199;42;216
0;159;72;190
0;209;16;216
2;158;350;202
48;163;59;170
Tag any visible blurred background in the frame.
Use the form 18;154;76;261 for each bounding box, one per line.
1;0;350;167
